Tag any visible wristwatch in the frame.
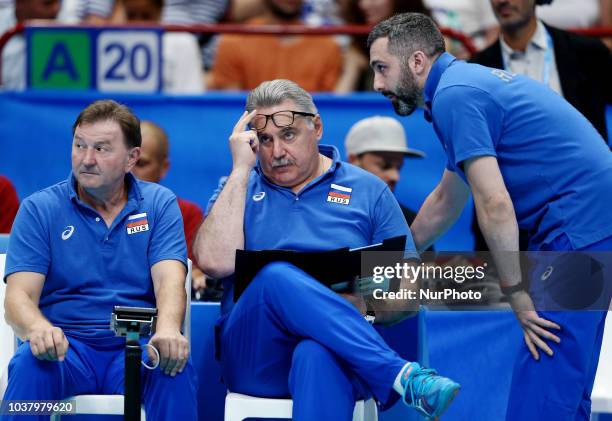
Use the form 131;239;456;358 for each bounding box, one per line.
365;311;376;324
500;283;524;296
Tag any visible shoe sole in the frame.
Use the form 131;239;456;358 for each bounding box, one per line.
429;384;460;420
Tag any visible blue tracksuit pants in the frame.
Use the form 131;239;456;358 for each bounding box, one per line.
219;261;408;421
506;235;612;421
2;334;198;421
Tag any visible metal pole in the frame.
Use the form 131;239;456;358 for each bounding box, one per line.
125;334;142;421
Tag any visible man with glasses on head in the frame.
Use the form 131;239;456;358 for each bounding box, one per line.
194;79;460;421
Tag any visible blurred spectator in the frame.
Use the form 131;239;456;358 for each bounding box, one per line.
344;116;430;230
229;0;342;24
131;121;207;294
338;0;431;91
160;0;229;81
227;0;266;22
301;0;343;26
424;0;499;55
0;0;61;90
0;175;19;233
344;0;430;24
209;0;342;91
471;0;611;251
57;0;117;24
473;0;610;140
119;0;205;93
344;116;435;252
536;0;610;30
59;1;227;80
163;0;228;24
536;0;612;49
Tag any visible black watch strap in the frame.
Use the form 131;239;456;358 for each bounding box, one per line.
501;283;524;296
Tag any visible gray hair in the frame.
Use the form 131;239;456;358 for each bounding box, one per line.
246;79;318;114
367;13;445;60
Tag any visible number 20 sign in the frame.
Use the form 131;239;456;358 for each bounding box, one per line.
27;27;162;93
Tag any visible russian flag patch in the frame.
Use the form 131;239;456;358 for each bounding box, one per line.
126;212;149;234
327;183;352;205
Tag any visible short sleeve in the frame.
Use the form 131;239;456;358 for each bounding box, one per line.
5;198;50;281
205;176;228;216
148;191;187;268
433;85;503;170
445;158;455;172
372;187;419;260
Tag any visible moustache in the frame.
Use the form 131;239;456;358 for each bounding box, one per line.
271;158;294;168
78;168;99;175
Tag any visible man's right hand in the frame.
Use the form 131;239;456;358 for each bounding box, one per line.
229;110;259;171
340;292;367;315
27;323;70;362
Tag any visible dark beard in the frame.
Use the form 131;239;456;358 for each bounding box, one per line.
265;0;302;21
389;70;422;116
391;94;419;116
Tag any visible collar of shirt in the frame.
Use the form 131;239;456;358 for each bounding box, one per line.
67;171;143;207
423;52;457;122
254;144;341;189
500;20;548;61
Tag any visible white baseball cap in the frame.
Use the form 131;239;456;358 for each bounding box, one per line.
344;116;426;158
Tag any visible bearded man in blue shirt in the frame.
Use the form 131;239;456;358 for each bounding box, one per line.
368;12;612;421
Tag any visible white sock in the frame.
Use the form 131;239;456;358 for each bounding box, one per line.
393;362;413;394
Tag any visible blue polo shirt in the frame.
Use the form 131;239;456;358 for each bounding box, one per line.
5;173;187;338
424;53;612;249
208;145;416;314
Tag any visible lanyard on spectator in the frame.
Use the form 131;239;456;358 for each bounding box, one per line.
541;29;554;86
503;27;554;86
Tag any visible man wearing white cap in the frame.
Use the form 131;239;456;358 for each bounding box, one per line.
345;116;426;227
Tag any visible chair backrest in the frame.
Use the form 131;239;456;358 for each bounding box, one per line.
0;254;15;396
592;311;612;413
184;259;192;342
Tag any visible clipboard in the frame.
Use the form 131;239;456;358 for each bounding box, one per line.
233;235;407;301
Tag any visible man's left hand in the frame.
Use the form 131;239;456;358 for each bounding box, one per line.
509;290;561;360
148;328;189;376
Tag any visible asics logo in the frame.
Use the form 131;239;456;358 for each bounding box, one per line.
253;192;266;201
61;225;75;240
541;266;554;281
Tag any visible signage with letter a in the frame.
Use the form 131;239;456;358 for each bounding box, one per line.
26;26;162;92
28;30;91;89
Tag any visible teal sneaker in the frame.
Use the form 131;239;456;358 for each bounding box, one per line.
399;363;460;420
